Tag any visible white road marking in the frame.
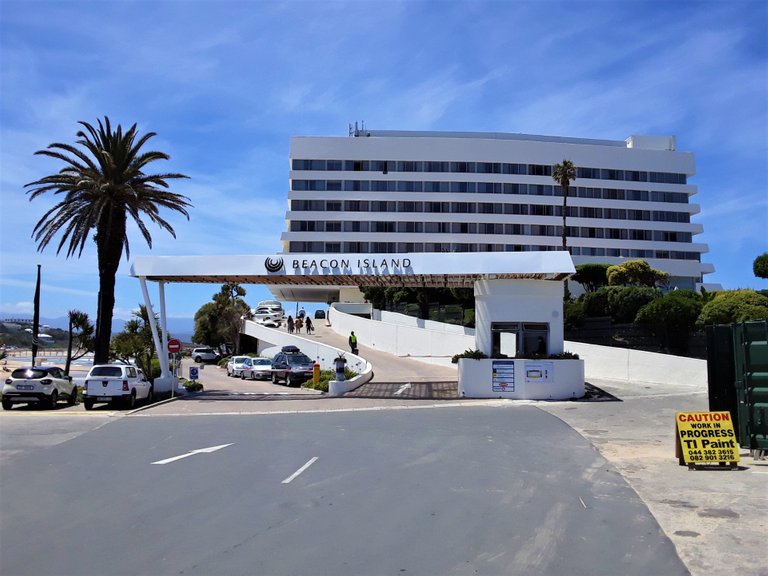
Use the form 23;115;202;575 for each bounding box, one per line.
151;443;234;465
282;457;319;484
394;383;412;395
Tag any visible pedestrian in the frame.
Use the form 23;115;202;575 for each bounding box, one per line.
349;331;358;354
295;316;303;333
305;317;314;334
298;307;306;319
287;315;294;334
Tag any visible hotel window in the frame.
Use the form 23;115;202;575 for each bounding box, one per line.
326;160;343;171
476;162;502;174
397;222;423;233
398;201;423;212
528;164;552;176
424;161;450;172
450;161;476;173
326;180;342;191
450;182;476;193
325;222;342;232
325;242;342;253
503;163;527;175
603;188;625;200
397;181;423;192
424;181;450;193
326;201;342;211
425;202;449;213
626;170;648;182
626;189;649;201
396;161;422;172
504;204;528;215
371;221;396;233
577;167;601;179
504;183;527;195
371;242;396;253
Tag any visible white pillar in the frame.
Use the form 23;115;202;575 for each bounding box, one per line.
138;277;174;393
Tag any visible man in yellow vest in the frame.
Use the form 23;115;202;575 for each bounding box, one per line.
348;331;358;354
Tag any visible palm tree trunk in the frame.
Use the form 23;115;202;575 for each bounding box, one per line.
93;209;125;364
65;315;74;374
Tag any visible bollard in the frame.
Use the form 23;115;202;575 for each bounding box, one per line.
313;363;320;386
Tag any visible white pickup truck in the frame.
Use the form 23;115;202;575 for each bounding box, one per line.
82;364;152;410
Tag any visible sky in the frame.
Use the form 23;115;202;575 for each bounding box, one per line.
1;0;766;329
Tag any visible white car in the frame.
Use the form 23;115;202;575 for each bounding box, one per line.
226;356;251;378
2;366;78;410
82;364;152;410
241;357;273;380
191;347;220;363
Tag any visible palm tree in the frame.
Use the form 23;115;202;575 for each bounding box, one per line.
25;117;191;364
552;159;576;251
64;309;93;374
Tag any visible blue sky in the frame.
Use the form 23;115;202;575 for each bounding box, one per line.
1;0;766;327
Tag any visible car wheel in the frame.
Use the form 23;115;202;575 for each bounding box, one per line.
286;374;294;387
272;371;279;384
83;398;95;411
124;392;136;410
194;356;202;363
2;398;12;411
48;389;59;410
67;386;78;406
146;387;154;405
241;371;246;380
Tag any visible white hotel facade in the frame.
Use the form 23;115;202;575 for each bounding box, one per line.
282;129;715;292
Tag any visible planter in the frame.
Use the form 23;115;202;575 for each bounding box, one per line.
458;358;585;400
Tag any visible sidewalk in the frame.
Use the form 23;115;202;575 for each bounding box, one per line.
540;377;767;576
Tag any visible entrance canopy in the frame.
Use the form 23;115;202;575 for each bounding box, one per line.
130;251;574;291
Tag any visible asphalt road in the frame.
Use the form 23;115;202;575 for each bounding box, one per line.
0;406;688;576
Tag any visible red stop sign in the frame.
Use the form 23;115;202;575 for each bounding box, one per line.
167;339;182;353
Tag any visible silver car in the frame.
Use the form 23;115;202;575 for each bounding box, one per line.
2;366;77;410
241;357;273;380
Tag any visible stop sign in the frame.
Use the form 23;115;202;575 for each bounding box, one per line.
167;339;182;353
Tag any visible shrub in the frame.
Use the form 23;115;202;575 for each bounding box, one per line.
564;299;586;329
583;286;660;323
697;289;768;327
635;290;703;352
607;260;669;287
754;253;768;280
184;380;204;392
451;349;488;364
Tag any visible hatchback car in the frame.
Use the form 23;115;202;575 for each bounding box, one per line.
226;356;251;378
241;357;273;380
2;366;77;410
191;347;220;363
314;309;326;319
271;350;315;387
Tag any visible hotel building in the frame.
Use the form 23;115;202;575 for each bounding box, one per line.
282;128;715;294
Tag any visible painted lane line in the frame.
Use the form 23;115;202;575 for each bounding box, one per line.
152;443;234;465
282;457;319;484
394;383;412;396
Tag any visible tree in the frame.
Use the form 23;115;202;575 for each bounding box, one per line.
25;117;191;364
111;305;160;377
193;284;250;353
607;259;669;287
552;160;576;251
64;310;93;374
572;264;611;292
754;252;768;280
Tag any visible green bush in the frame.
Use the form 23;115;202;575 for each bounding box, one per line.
572;263;611;292
184;380;204;392
697;289;768;327
582;286;660;323
451;349;488;364
303;368;359;393
635;290;703;352
564;299;585;329
754;252;768;280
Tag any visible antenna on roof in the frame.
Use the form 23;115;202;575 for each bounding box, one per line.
349;121;367;137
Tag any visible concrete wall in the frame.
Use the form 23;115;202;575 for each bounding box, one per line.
565;340;707;386
458;358;584;400
331;303;473;357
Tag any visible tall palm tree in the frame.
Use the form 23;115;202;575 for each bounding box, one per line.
552;159;576;251
25;117;191;364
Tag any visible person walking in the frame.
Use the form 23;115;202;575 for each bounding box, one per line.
348;331;358;354
295;316;303;333
305;317;314;335
287;315;294;334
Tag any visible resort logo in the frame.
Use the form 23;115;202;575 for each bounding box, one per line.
264;257;284;272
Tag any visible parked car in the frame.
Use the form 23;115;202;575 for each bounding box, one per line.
314;309;326;319
82;364;152;410
241;357;272;380
2;366;77;410
191;347;220;363
227;356;251;378
271;347;315;387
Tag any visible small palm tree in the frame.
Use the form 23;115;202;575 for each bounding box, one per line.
552;159;576;250
26;117;191;364
64;310;93;374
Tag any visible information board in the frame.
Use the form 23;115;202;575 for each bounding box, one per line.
491;360;515;392
675;411;740;465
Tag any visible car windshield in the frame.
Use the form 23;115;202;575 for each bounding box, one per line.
90;366;123;377
254;359;271;366
11;368;47;379
233;357;249;364
286;354;313;365
197;348;214;353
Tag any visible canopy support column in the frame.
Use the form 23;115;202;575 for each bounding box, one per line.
139;276;175;393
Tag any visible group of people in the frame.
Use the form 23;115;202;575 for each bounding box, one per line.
286;315;313;335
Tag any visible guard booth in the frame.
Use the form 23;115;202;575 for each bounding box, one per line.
706;320;768;453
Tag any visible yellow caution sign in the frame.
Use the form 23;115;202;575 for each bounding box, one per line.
675;411;740;466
